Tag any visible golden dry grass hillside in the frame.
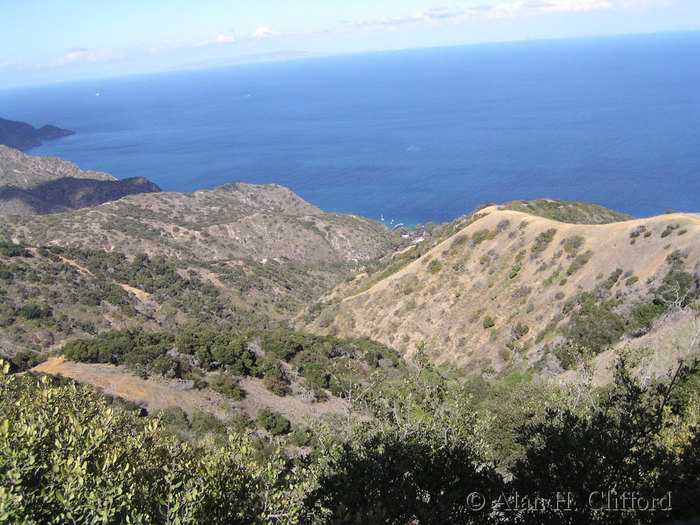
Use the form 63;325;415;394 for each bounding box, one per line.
302;205;700;375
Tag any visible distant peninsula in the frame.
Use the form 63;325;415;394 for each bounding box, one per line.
0;117;75;150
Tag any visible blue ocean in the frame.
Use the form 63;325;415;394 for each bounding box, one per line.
1;32;699;225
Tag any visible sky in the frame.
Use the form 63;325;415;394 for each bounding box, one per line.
1;0;699;87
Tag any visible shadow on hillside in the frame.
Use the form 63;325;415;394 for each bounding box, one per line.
0;176;161;215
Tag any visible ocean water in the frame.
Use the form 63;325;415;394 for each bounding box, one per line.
1;32;699;225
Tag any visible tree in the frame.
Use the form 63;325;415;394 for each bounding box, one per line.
509;351;700;524
310;348;503;523
258;409;291;436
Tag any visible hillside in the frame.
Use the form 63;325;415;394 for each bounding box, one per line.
302;204;700;377
0;181;395;264
0;117;75;150
0;150;397;357
2;193;698;524
0;145;161;215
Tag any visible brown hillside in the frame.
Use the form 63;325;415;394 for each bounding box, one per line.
0;182;394;264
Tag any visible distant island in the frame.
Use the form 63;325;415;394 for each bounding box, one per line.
0;117;75;150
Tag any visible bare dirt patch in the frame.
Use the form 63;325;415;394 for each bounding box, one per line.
32;357;348;424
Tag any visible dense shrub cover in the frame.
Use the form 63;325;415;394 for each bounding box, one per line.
61;327;403;400
0;365;313;524
1;349;699;523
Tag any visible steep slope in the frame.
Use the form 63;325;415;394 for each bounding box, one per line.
302;205;700;373
0;244;251;354
0;146;161;215
0;118;74;150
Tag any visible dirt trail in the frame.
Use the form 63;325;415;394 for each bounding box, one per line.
118;283;152;302
35;250;153;302
26;249;96;278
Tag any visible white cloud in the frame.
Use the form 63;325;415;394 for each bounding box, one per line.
490;0;615;18
0;61;21;70
251;26;278;38
199;34;236;46
52;48;123;67
357;0;620;27
148;44;170;54
534;0;615;13
413;6;458;21
490;1;526;18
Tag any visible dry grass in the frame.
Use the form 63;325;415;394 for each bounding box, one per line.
305;207;700;372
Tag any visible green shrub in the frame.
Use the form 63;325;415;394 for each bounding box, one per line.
628;302;667;333
511;322;530;341
17;303;53;320
450;234;469;248
428;260;443;274
189;410;227;436
257;409;291;435
483;315;495;329
565;304;625;355
156;406;189;427
0;350;44;373
209;372;246;400
0;366;311;523
472;229;493;244
562;235;585;254
262;363;292;396
508;263;522;279
566;250;593;275
629;225;647;239
625;275;639;286
660;224;679;238
604;269;624;290
0;263;14;280
531;229;557;254
0;241;31;257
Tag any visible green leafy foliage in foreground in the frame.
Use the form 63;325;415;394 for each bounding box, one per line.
1;348;698;524
0;365;313;524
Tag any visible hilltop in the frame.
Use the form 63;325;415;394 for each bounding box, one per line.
0;117;75;150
